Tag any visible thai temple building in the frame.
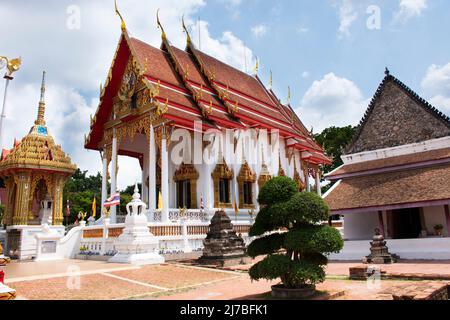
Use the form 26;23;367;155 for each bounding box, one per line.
84;17;331;224
325;69;450;260
0;72;77;259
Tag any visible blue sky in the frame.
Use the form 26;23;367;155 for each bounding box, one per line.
0;0;449;188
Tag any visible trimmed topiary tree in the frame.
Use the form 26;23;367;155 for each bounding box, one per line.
248;176;343;297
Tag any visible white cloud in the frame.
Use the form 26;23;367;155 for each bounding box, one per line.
190;20;255;72
301;71;310;79
335;0;358;38
393;0;428;24
296;73;368;132
0;0;254;189
421;62;450;114
251;24;269;38
296;27;309;34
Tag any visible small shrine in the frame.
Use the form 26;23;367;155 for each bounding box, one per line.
0;72;77;259
363;228;398;264
108;184;164;265
198;210;251;267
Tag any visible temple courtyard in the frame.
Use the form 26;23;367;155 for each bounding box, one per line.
4;258;450;300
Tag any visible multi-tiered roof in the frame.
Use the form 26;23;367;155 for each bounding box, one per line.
0;72;77;175
84;16;330;165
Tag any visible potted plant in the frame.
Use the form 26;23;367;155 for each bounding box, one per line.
247;176;343;299
434;224;444;236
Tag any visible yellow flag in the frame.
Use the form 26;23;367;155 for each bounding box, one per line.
92;197;97;218
158;191;164;210
234;200;239;217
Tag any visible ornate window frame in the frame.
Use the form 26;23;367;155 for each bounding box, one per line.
173;162;199;209
294;161;306;192
212;159;234;208
258;163;272;189
237;161;257;209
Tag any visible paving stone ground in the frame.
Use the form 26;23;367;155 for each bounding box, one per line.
4;259;450;300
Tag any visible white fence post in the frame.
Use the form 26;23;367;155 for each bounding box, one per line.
181;218;192;253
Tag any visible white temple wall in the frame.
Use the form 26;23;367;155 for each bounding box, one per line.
343;212;379;240
423;206;448;237
112;130;307;212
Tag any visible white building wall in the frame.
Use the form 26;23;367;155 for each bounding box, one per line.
343;212;379;240
423;206;448;237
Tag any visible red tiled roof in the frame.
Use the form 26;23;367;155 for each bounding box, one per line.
85;33;330;164
324;163;450;212
327;148;450;179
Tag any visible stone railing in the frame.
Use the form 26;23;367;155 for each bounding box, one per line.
75;220;254;257
168;209;209;222
148;208;255;223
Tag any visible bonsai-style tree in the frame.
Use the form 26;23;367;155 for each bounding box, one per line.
248;176;343;293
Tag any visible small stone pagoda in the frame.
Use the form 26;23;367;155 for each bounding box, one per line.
363;228;398;264
0;72;77;259
198;210;250;267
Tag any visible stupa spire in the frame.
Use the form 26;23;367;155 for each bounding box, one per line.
35;71;46;126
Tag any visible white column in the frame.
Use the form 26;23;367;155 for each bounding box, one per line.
0;78;11;152
305;162;311;192
142;158;148;204
101;151;108;208
110;128;118;223
200;163;213;210
316;169;322;196
148;124;156;211
161;131;169;222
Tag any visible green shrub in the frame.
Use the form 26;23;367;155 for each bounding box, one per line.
249;177;344;289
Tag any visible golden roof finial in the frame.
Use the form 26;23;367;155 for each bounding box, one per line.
269;69;273;89
287;86;291;104
35;71;46;126
253;57;259;75
114;0;127;32
157;9;167;41
182;15;192;45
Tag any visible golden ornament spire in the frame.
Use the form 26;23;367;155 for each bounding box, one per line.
253;57;259;75
114;0;127;32
269;69;273;89
182;15;192;45
287;86;291;104
157;9;167;41
35;71;46;126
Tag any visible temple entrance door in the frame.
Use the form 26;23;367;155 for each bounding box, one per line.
391;207;422;239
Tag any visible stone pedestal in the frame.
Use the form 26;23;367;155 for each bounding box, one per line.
109;185;164;266
6;225;65;260
363;228;398;264
198;210;251;267
34;224;63;262
0;242;16;300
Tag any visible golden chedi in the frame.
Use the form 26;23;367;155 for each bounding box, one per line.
0;71;76;228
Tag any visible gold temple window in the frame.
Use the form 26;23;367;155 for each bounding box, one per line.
212;158;233;208
173;162;199;209
237;161;257;209
258;163;272;189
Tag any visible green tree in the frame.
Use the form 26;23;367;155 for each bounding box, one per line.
248;177;343;292
63;169;104;224
63;168;145;224
314;125;355;173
